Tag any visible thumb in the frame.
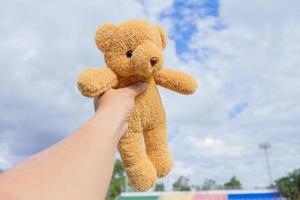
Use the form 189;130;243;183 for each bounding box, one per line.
122;82;148;97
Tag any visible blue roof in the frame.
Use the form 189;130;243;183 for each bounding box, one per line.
228;192;281;199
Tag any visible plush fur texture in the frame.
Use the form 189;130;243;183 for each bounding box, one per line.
77;20;197;191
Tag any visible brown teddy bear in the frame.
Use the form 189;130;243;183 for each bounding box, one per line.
77;20;197;191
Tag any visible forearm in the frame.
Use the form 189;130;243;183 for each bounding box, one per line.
0;108;121;200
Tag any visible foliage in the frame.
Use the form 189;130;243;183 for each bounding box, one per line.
191;184;202;191
106;159;126;200
126;181;138;192
202;178;218;190
154;183;165;191
224;176;242;190
172;176;191;191
276;168;300;200
172;176;243;192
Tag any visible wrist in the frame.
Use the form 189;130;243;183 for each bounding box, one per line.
93;108;125;145
95;104;127;125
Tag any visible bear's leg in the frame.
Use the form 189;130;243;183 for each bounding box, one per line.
118;114;157;191
144;124;173;178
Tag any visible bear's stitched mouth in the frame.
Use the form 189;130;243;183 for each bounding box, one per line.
131;58;162;78
135;62;162;78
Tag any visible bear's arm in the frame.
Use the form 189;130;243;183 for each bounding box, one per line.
77;67;118;97
154;68;197;95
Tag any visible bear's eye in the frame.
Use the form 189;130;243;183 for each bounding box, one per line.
126;50;133;58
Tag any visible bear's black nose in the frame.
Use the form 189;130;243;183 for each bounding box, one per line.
150;57;158;66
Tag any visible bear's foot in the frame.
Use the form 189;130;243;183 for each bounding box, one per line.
148;151;173;178
126;159;157;191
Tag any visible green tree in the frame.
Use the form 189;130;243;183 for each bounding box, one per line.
224;176;242;189
126;181;138;192
202;179;217;190
154;183;165;191
106;159;126;200
191;184;202;191
172;176;191;191
276;168;300;200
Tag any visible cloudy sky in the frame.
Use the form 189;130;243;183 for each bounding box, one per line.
1;0;300;190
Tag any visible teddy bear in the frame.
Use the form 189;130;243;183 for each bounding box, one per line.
77;20;197;191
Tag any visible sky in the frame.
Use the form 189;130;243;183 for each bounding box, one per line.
0;0;300;190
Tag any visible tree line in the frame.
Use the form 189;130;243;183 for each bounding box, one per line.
106;159;299;200
169;175;242;192
106;160;242;199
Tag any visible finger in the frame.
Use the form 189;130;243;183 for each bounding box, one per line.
122;82;148;97
117;122;129;138
94;96;100;111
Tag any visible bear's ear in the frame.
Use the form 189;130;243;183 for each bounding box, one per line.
156;25;167;49
95;24;116;52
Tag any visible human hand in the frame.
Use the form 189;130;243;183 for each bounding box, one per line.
94;82;147;140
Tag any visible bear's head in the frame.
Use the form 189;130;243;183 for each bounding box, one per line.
95;20;166;79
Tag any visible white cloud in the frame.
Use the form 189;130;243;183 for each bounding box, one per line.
158;0;300;189
0;143;12;170
138;0;174;21
220;0;300;28
0;0;147;167
0;0;299;190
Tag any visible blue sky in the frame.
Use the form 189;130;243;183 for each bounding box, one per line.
0;0;300;190
229;102;248;118
161;0;219;54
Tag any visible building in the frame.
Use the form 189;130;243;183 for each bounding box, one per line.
117;189;283;200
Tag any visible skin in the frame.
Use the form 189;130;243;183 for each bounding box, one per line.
0;82;147;200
